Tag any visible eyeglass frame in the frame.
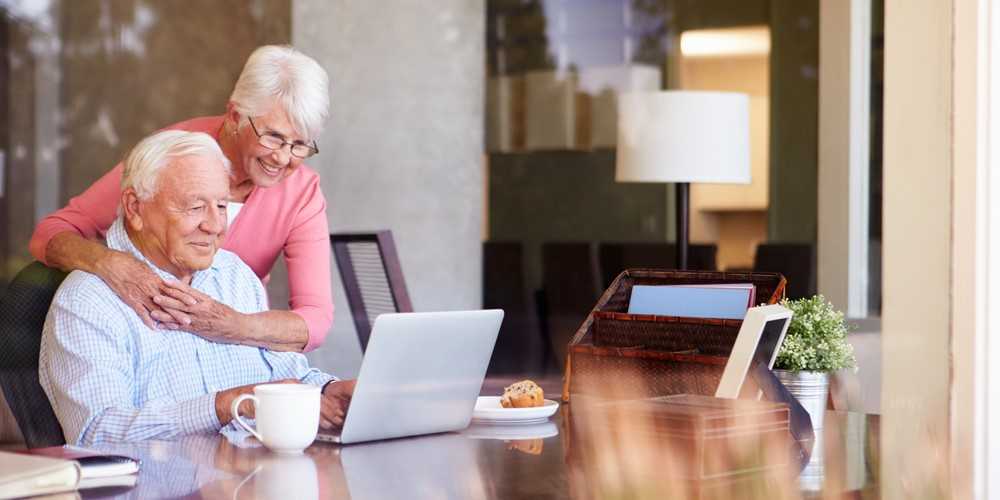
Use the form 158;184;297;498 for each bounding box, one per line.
246;116;319;159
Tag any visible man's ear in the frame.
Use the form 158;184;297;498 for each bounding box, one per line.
121;188;144;232
225;102;241;129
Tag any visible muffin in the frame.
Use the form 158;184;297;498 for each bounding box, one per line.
500;379;544;408
507;439;544;455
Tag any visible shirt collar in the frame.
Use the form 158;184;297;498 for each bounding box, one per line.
106;217;226;283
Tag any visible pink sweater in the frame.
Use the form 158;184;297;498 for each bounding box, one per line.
29;116;333;352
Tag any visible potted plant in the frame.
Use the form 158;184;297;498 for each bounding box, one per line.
773;295;857;430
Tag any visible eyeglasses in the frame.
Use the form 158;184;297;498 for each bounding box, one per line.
247;116;319;159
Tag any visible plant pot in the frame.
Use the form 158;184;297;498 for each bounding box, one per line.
773;369;829;430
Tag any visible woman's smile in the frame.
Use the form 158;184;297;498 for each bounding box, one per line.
257;158;284;177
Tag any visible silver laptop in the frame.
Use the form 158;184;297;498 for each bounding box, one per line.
316;310;503;445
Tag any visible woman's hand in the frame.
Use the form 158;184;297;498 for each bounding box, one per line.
96;249;165;328
151;279;309;352
151;280;241;343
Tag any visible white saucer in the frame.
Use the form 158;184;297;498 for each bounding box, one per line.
470;396;559;425
463;421;559;440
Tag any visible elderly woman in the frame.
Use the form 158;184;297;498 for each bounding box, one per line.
29;45;333;352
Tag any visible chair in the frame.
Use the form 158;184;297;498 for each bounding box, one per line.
598;242;718;289
330;231;413;352
483;241;546;375
753;243;816;300
0;262;68;447
541;242;602;373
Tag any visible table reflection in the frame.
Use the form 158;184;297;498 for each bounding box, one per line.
231;453;319;500
84;407;877;499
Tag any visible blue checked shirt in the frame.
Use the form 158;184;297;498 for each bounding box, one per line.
39;218;336;446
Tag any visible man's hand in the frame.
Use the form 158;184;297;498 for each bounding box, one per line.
214;379;300;426
320;380;356;430
96;249;166;328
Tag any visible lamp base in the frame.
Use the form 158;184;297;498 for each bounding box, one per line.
676;182;689;270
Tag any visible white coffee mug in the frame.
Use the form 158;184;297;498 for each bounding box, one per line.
232;383;321;454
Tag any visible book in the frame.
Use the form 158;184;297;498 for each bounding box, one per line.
0;451;81;499
672;283;756;309
627;284;754;319
17;445;139;480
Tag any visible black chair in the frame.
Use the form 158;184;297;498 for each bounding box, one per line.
598;242;718;289
330;231;413;352
0;262;68;447
753;243;816;300
541;242;602;373
483;241;546;375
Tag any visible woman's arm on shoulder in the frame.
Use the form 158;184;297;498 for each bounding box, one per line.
30;163;123;268
282;175;334;351
31;163;163;326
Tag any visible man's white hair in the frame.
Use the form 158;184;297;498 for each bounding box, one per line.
229;45;330;140
122;130;231;200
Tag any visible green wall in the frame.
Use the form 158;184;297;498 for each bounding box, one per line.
768;0;820;243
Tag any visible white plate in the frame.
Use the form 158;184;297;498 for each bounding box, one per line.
463;421;559;440
471;396;560;425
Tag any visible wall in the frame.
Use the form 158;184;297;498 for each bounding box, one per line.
293;1;486;377
3;18;38;280
816;0;871;317
679;45;770;270
488;0;819;270
951;0;982;494
60;0;291;202
488;151;669;291
882;0;952;496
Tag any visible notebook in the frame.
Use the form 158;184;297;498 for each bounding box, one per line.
627;284;755;319
13;445;139;491
0;451;81;500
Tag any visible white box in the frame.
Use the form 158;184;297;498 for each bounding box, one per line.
486;75;522;152
523;70;578;150
577;64;661;148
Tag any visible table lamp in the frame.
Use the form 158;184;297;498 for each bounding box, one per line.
615;91;751;269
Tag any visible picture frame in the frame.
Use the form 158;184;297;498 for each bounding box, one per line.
715;304;793;399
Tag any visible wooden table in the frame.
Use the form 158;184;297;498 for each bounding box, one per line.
80;378;879;499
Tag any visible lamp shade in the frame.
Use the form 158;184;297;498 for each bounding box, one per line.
615;91;751;184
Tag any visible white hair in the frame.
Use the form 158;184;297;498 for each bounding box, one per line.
121;130;231;200
229;45;331;140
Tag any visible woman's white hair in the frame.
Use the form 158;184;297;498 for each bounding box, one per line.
122;130;231;201
229;45;330;140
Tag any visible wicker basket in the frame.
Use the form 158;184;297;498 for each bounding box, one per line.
562;269;786;402
592;313;742;353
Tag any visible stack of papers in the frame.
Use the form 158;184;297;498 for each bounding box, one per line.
627;284;756;320
1;445;140;498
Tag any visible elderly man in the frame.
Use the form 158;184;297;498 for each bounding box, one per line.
39;130;354;446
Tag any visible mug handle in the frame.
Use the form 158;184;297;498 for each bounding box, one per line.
231;394;263;442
